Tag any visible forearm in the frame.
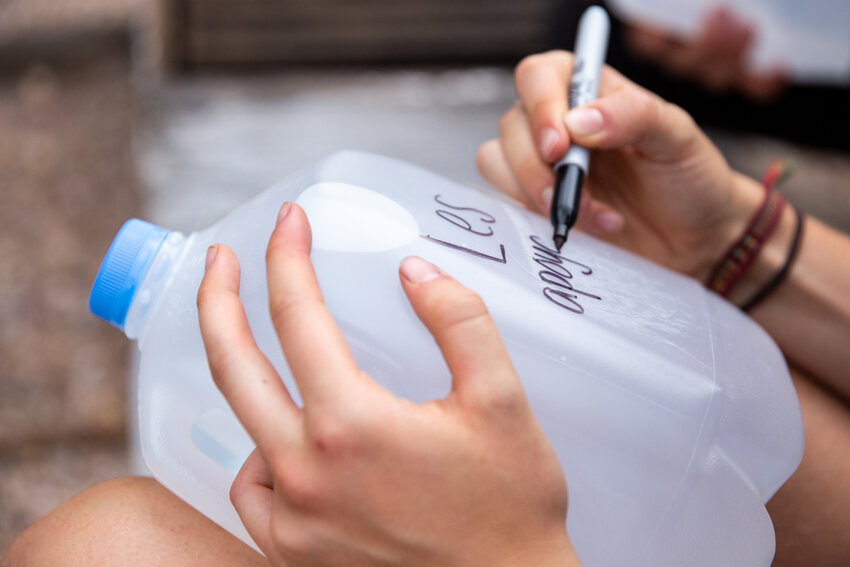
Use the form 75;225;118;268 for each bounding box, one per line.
727;185;850;400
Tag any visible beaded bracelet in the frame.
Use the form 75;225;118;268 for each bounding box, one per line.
705;159;793;300
740;207;805;312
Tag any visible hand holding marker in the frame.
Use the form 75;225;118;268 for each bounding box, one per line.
551;6;610;251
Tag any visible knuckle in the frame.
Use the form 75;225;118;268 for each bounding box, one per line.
276;463;323;513
667;101;696;129
308;413;356;457
632;87;661;122
626;87;681;148
207;350;236;389
545;48;574;65
268;290;301;333
497;105;518;137
196;284;215;311
475;139;499;175
228;470;250;508
202;327;249;381
515;53;544;83
480;381;527;418
201;329;230;372
430;286;490;333
515;50;572;86
265;232;288;264
658;99;699;153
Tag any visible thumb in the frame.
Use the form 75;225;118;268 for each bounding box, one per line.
398;256;526;413
563;85;701;163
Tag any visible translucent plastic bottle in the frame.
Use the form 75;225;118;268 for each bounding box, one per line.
89;151;803;567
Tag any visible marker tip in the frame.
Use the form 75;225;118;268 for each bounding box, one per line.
553;234;566;252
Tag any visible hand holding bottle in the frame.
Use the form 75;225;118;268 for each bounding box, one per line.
196;202;579;567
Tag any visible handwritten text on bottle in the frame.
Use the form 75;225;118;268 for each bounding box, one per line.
422;194;601;314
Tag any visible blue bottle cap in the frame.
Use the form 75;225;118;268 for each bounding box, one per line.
89;219;170;330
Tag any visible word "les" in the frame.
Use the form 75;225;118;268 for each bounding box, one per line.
421;195;507;264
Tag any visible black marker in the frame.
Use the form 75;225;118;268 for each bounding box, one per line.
551;6;610;251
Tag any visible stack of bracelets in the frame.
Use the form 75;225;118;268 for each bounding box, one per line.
706;159;806;312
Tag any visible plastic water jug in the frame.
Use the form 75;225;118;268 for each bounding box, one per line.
89;151;803;567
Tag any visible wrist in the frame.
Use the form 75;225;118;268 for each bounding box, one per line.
694;172;764;282
701;170;799;308
727;201;797;307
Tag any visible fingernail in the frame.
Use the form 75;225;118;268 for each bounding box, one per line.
564;107;604;137
596;211;625;233
205;245;218;273
400;256;442;284
541;186;553;209
539;128;560;160
276;202;292;226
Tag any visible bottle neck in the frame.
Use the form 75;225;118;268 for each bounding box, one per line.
123;231;187;340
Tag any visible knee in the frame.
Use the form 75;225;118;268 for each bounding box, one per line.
2;477;264;567
1;477;170;566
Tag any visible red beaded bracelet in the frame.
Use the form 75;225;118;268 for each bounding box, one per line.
706;160;793;299
740;206;805;312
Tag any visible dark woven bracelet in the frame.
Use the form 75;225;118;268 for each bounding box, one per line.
705;189;786;297
741;207;806;312
705;159;795;299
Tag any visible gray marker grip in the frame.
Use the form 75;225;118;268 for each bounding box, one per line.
556;6;610;174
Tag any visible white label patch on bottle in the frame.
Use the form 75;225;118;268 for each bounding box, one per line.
296;182;420;253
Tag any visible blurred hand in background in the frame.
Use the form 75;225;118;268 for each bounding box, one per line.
625;7;788;101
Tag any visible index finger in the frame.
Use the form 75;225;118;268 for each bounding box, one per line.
198;244;300;455
399;256;525;413
514;50;625;161
515;51;573;162
265;202;362;406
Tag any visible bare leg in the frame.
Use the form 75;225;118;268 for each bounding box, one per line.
0;477;267;567
768;367;850;566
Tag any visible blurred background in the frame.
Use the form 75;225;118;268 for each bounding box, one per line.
1;0;848;552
